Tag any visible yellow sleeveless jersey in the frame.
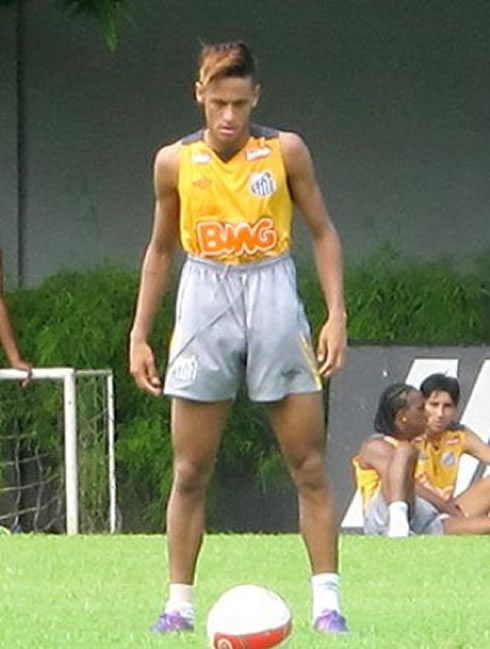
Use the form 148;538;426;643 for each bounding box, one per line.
412;428;467;500
352;435;399;511
177;124;293;264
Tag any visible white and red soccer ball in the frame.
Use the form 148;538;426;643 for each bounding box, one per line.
207;584;292;649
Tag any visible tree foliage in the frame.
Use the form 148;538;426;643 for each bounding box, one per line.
0;0;129;51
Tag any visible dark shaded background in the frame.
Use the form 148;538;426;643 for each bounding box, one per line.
1;0;489;285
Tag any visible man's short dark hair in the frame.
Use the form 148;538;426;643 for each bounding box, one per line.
420;373;460;406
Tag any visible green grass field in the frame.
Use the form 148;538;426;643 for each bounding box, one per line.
1;533;489;648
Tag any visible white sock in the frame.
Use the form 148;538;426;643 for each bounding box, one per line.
311;573;341;620
165;583;195;621
387;501;409;537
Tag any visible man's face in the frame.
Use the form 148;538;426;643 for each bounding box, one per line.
195;75;260;150
424;390;457;434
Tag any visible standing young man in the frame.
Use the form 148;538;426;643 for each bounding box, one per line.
129;41;348;634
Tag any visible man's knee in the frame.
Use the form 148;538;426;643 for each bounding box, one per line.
378;442;417;485
288;451;327;492
173;458;213;495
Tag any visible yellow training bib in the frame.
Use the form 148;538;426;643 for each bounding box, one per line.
413;428;467;500
177;124;293;264
352;436;399;510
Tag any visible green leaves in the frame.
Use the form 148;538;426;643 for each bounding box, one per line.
345;248;490;344
298;246;490;345
55;0;129;51
0;0;130;51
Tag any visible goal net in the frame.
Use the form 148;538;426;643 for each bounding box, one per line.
0;368;116;535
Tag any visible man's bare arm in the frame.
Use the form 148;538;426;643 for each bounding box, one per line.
0;295;32;384
414;481;463;517
129;143;180;395
462;429;490;464
280;131;346;377
0;297;22;365
358;438;396;474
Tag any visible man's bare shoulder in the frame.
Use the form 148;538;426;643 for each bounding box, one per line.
359;436;397;464
154;141;180;170
278;131;312;174
153;141;181;187
278;130;308;154
362;435;393;449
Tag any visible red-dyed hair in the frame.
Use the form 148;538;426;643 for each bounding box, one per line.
198;41;257;87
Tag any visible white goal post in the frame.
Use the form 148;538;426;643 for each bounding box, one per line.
0;367;116;535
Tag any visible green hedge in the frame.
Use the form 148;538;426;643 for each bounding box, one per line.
299;247;490;343
1;249;489;530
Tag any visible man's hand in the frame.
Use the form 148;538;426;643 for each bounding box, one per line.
444;499;467;518
129;339;162;396
316;312;347;378
417;486;466;518
10;358;32;388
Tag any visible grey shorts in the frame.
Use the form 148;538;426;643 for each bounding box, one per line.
163;254;322;402
364;491;447;536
